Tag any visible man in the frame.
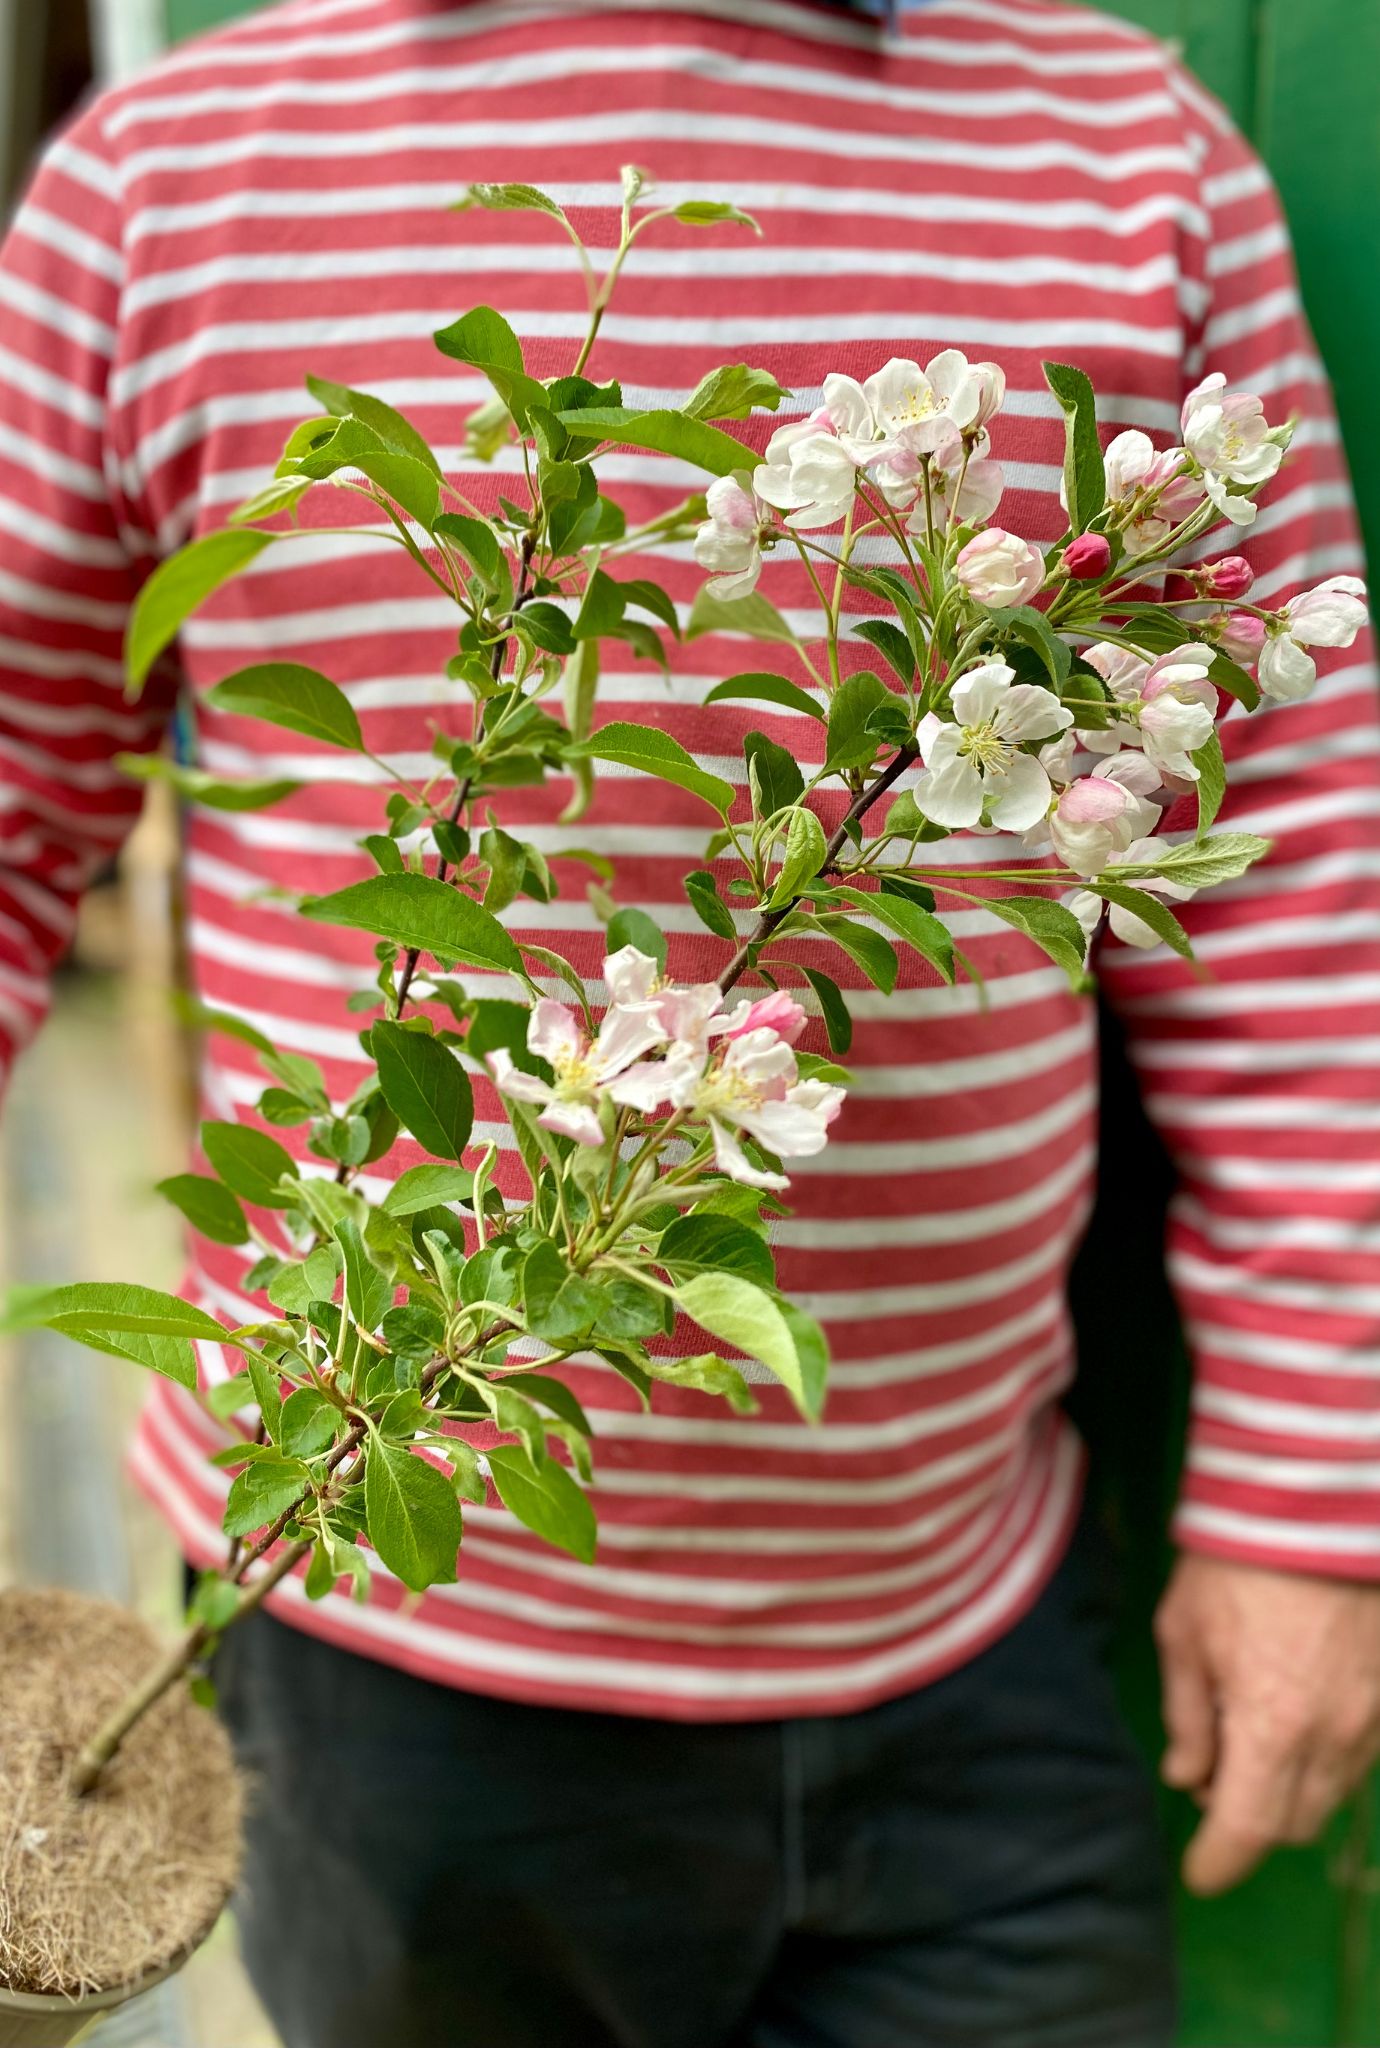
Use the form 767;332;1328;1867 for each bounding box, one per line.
1;2;1378;2043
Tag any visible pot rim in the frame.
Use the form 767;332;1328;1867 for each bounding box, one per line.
0;1952;181;2015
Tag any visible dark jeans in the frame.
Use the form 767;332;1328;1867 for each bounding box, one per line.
212;1537;1175;2048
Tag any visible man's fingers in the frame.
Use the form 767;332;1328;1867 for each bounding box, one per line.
1157;1622;1217;1791
1181;1730;1303;1896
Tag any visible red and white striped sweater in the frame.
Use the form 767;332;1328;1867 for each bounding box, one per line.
1;0;1377;1718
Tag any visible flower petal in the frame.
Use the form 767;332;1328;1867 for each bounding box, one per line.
985;749;1054;831
915;751;984;829
708;1116;789;1191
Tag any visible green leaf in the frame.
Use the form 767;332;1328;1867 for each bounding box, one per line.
1191;730;1226;834
202;1120;300;1209
302;873;526;978
333;1216;395;1331
616;577;681;639
985;894;1090;987
825;671;889;773
644;1351;757;1413
574;567;625;641
657;1214;775;1289
802;966;852;1055
768;806;828;908
432;512;505;589
607;906;667;973
702;672;824;721
1109;831;1269;889
207;663;363;751
304;375;444;476
25;1282;229;1390
682;363;786;422
672;199;762;233
521;1241;607;1344
832;887;954;984
382;1164;476;1217
854;617;916;687
364;1438;463;1590
984;604;1071;685
675;1272;824;1422
126;529;274;696
451;180;569;224
744;730;804;819
280;1387;340;1459
1091;880;1195;958
685;868;738;941
115;754;302;812
230;474;311;526
687;585;797;647
1209;648;1260;711
370;1022;474;1162
567;721;734;817
433;305;545;426
349;446;441;529
1043;361;1105;535
555;406;747;477
807;914;898;995
487;1444;596;1564
224;1450;313;1540
155;1173;249;1246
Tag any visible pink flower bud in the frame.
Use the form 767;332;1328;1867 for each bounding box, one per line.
1063;533;1112;580
955;527;1044;608
1216;611;1266;666
725;991;808;1046
1196;555;1254;601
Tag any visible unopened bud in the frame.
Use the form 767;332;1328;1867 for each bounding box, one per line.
1216;610;1266;666
1195;555;1254;601
1063;533;1112;580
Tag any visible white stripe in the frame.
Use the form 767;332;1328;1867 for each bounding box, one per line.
128;178;1207;246
1177;1501;1380;1561
104;46;1180;137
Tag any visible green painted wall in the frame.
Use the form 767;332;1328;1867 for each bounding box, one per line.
155;0;1380;2038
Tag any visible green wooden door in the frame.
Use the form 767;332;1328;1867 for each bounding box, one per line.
153;0;1380;2038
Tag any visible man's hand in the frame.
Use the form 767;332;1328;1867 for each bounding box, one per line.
1154;1555;1380;1894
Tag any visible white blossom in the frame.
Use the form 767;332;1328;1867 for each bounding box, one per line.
693;472;765;600
954;527;1044;608
1181;373;1284;525
666;1030;844;1192
755;421;857;530
1258;574;1368;702
915;661;1073;831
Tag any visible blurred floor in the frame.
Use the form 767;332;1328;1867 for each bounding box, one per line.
0;793;280;2048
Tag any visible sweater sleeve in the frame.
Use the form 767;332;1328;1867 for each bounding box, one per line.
1098;89;1380;1578
0;109;176;1077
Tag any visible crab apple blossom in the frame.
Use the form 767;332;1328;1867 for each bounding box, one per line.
1256;576;1369;703
718;991;809;1045
955;527;1044;608
863;350;991;456
1216;610;1267;666
1137;646;1219;781
808;372;880;463
662;1030;845;1192
487;962;672;1145
1095;432;1204;552
755;420;857;529
1063;533;1112;580
1181;372;1284;524
1048;762;1161;876
1193;555;1254;601
693;473;767;600
915;661;1073;831
868;424;1005;527
1072;835;1199;950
